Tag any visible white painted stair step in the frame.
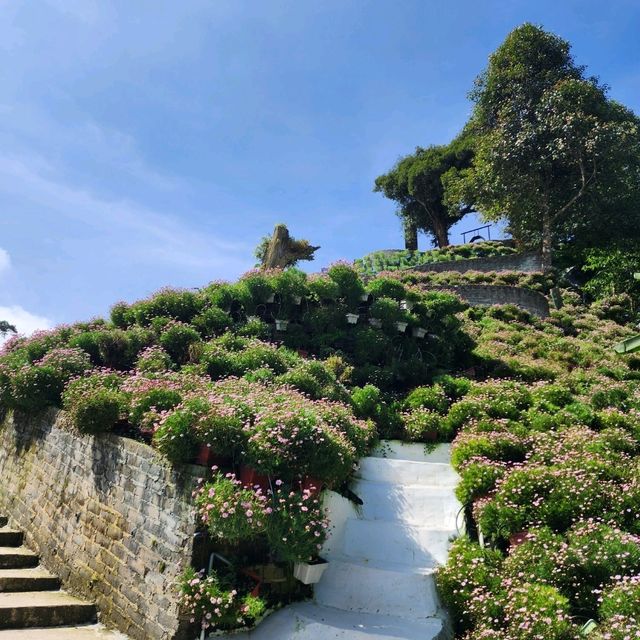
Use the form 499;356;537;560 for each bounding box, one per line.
371;441;452;463
231;602;447;639
355;458;458;487
313;559;440;618
341;519;454;568
352;479;460;527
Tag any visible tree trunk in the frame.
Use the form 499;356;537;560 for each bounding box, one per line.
433;219;450;248
263;224;291;269
541;212;553;272
404;220;418;251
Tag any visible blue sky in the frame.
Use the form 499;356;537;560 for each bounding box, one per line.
0;0;638;335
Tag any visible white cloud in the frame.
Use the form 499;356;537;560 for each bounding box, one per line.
0;305;52;344
0;248;10;275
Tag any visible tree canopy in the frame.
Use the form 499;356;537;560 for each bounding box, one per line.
0;321;17;338
374;135;474;249
449;23;640;269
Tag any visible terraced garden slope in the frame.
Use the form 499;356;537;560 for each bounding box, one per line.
0;257;638;639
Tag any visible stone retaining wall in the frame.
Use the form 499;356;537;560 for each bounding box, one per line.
425;284;550;318
0;409;200;640
411;252;543;274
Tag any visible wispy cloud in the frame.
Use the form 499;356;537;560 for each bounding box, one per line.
0;152;251;272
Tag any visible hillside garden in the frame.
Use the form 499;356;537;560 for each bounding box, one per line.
1;254;639;637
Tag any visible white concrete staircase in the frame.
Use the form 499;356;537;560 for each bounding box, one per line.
0;515;127;638
233;441;461;639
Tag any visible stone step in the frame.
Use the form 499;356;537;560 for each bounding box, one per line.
0;528;24;547
230;602;446;639
0;624;128;638
0;568;61;592
355;458;459;487
0;547;39;570
371;441;452;463
352;479;461;527
341;519;456;568
314;559;440;619
0;591;97;629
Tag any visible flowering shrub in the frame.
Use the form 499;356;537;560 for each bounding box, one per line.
152;398;204;463
599;575;640;634
266;485;329;562
62;370;128;434
159;322;201;365
11;348;92;412
194;473;269;542
135;345;173;373
402;408;449;443
405;384;450;414
178;567;266;632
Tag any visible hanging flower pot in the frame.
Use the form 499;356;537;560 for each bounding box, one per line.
194;445;231;469
395;321;408;333
400;300;414;311
360;293;370;302
369;318;382;329
292;295;302;305
293;557;328;584
266;293;275;303
508;530;530;550
345;313;359;325
239;466;270;493
412;327;427;339
275;319;289;331
299;476;323;496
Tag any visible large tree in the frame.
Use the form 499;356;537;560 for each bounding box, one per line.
374;135;474;249
451;24;640;269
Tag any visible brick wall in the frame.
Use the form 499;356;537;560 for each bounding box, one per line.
411;252;543;274
0;409;200;640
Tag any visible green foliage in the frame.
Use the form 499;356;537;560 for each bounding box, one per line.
405;384;450;414
11;348;92;412
437;537;504;633
453;23;640;267
373;136;475;248
62;370;127;434
327;262;365;307
159;322;201;365
355;241;516;276
152;400;202;463
402;408;451;443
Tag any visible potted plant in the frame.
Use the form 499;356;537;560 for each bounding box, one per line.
293;557;329;584
275;318;289;331
345;312;359;325
412;327;427;338
308;275;340;303
274;268;308;310
370;297;403;331
366;276;406;301
395;320;409;333
327;262;365;310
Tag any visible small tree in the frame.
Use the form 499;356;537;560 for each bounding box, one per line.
0;321;17;338
374;135;474;249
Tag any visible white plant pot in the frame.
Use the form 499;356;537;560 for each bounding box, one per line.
292;295;302;305
400;300;414;311
275;319;289;331
293;559;328;584
395;321;408;333
346;313;359;325
369;318;382;329
360;293;370;302
412;327;427;339
266;293;275;303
